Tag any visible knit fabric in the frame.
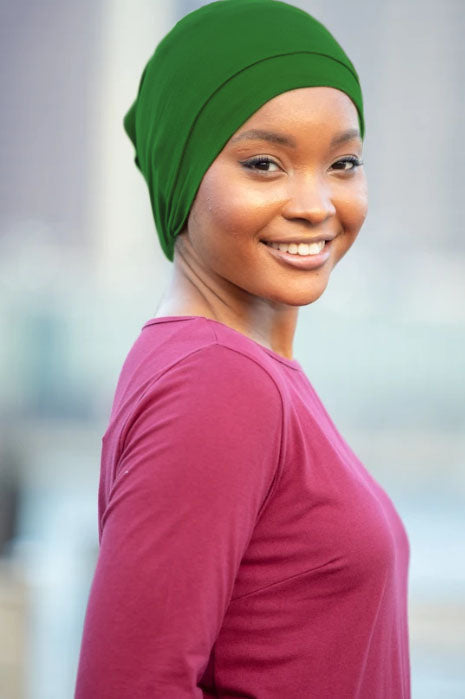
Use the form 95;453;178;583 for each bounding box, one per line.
75;316;411;698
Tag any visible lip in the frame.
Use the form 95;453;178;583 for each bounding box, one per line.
260;240;332;270
261;235;335;245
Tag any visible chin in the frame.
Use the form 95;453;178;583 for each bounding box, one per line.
296;289;328;307
266;280;330;308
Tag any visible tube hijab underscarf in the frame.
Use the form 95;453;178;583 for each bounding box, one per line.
124;0;365;262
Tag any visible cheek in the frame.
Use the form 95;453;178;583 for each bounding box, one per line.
337;179;368;232
199;168;274;240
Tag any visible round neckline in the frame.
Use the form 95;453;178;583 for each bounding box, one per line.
143;315;302;370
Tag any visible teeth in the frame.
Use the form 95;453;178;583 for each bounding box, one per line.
269;240;326;256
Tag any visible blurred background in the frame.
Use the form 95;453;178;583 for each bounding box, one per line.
0;0;464;697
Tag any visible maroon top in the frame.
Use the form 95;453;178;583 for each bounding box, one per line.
75;315;411;698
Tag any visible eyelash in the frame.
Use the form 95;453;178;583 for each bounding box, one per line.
241;155;364;173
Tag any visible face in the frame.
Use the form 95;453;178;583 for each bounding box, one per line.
175;86;368;311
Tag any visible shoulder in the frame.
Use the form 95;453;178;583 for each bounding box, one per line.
147;341;284;419
116;338;286;510
137;316;287;407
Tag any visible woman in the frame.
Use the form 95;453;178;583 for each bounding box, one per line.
75;1;411;697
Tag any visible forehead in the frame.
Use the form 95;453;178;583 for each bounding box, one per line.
231;86;360;142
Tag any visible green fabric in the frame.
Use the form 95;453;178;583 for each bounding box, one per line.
124;0;365;263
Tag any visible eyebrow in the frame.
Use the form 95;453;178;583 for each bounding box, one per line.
230;127;361;148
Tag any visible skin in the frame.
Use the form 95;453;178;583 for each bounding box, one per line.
154;86;368;360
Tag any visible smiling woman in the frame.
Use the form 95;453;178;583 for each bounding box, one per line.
74;2;411;698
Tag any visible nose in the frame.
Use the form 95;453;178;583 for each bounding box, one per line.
281;173;336;225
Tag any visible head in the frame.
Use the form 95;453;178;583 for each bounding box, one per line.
174;85;367;309
124;0;368;313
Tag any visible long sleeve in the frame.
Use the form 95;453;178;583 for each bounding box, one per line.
74;344;284;698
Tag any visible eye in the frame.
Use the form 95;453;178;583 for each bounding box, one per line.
332;156;364;172
240;156;281;173
240;155;364;174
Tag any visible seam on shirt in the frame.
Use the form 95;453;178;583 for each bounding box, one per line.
230;558;341;602
115;333;288;516
116;343;235;460
143;316;301;370
205;320;287;520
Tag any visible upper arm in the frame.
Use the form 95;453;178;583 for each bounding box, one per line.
75;345;283;698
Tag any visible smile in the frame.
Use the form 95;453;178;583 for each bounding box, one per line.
260;240;331;270
262;240;325;256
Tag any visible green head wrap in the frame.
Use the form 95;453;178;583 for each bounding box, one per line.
124;0;365;262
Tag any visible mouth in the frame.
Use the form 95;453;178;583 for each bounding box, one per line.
260;238;328;253
260;239;331;270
